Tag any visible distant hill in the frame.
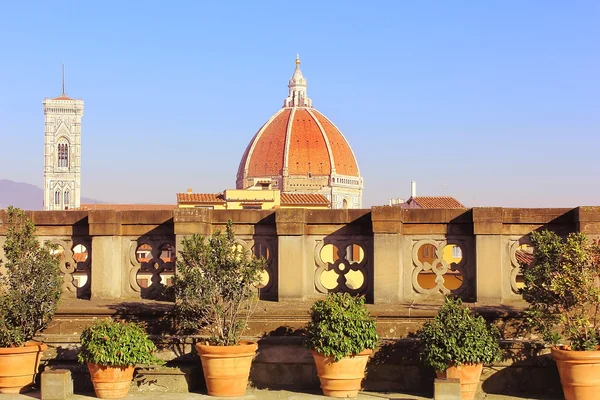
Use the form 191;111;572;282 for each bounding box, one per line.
0;179;101;210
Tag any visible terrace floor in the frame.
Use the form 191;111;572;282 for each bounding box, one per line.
0;389;560;400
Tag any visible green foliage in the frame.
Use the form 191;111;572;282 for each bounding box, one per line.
305;292;379;362
520;230;600;351
78;318;162;366
0;206;63;347
418;297;501;372
172;220;266;346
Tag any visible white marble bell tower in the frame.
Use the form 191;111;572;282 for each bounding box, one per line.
43;66;84;210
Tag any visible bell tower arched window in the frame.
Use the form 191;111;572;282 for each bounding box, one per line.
54;191;61;205
64;191;70;208
58;140;69;168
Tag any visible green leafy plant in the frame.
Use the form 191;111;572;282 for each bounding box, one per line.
305;292;379;362
0;206;63;347
520;230;600;351
78;318;162;366
172;220;266;346
418;297;501;372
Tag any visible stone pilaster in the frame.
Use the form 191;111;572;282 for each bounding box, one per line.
89;210;123;299
173;208;213;269
576;206;600;237
371;206;403;303
276;208;309;300
473;207;504;303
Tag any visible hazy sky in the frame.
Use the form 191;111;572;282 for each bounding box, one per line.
0;1;598;207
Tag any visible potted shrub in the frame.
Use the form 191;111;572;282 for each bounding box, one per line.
172;220;266;397
78;318;161;399
521;230;600;400
0;206;63;393
305;292;379;398
418;297;501;400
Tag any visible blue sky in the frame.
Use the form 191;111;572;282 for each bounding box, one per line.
0;1;598;207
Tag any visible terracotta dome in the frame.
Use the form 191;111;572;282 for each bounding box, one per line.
237;107;359;179
236;57;363;209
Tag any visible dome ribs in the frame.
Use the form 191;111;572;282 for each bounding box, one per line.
246;109;290;176
311;110;359;176
288;109;331;176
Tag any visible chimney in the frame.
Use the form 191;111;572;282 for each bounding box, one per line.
410;181;416;198
187;188;193;193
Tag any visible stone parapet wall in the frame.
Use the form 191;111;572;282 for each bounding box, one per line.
1;205;598;308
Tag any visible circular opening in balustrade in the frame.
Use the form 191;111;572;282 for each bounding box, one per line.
136;243;152;263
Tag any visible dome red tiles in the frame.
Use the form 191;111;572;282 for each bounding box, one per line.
237;107;359;180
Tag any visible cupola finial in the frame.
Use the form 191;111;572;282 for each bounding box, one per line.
284;55;312;108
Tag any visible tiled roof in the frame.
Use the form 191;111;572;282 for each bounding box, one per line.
176;193;225;203
77;204;176;210
411;197;465;209
280;193;330;205
239;107;359;180
515;250;534;265
73;253;88;262
52;94;74;101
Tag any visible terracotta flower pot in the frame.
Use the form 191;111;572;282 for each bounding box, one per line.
87;363;134;399
196;341;258;397
436;363;482;400
311;349;372;398
551;346;600;400
0;341;47;394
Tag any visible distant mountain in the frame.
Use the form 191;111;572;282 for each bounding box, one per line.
0;179;101;210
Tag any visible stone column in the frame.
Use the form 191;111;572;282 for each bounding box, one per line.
473;207;504;303
276;208;308;300
371;206;403;303
89;210;123;300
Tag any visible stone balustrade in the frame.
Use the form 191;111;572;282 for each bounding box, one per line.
2;206;599;305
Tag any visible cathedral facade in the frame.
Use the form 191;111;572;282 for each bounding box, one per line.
236;57;363;209
43;78;84;211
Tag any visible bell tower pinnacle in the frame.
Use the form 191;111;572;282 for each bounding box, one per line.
283;55;312;108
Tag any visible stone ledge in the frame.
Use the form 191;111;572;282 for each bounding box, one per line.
54;298;526;319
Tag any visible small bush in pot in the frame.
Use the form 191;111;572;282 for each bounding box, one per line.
305;292;379;397
418;297;501;400
0;206;63;393
78;318;161;399
172;219;266;397
520;230;600;399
